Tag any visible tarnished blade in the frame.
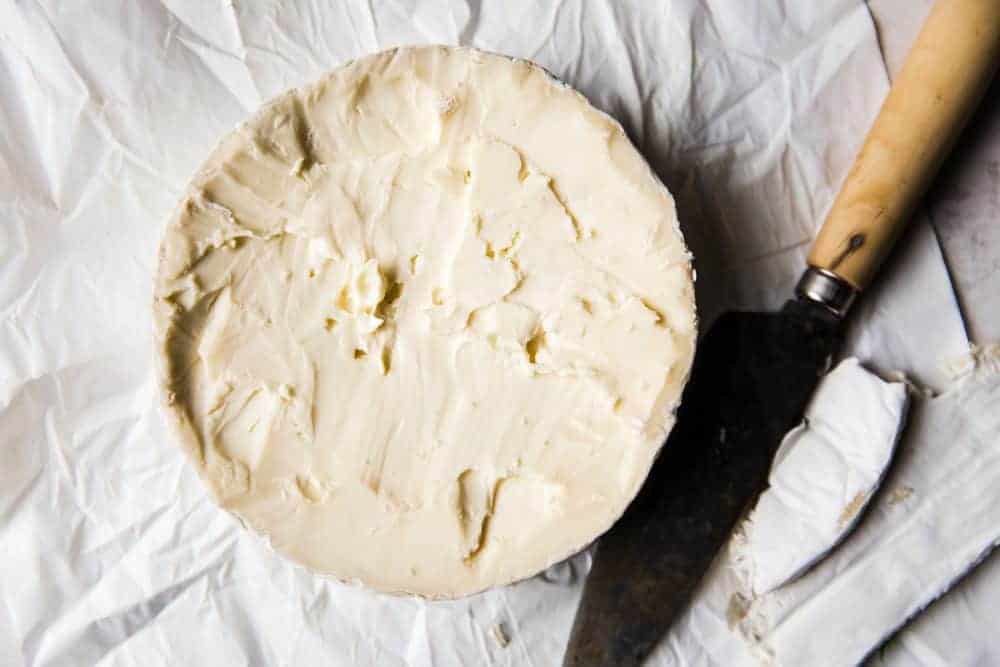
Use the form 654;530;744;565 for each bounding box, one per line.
564;299;842;667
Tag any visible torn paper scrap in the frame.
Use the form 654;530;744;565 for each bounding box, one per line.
734;357;909;595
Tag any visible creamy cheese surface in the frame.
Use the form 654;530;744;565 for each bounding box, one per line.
154;46;696;597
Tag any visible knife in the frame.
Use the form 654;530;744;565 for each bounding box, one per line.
563;1;1000;664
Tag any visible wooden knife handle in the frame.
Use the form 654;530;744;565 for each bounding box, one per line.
808;0;1000;290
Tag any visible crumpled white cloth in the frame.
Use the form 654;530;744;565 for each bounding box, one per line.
0;1;984;665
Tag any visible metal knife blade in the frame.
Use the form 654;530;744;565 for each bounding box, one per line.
563;298;842;667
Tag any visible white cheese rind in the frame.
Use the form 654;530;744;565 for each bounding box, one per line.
733;358;909;596
153;46;696;598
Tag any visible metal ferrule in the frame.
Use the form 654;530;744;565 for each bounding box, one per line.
795;267;857;318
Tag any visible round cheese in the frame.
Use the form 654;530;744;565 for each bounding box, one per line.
153;46;696;598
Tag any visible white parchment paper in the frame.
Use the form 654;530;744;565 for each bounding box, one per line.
0;1;987;665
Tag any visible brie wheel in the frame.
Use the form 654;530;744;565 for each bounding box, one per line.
154;46;696;598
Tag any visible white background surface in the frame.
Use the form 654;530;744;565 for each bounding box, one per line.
0;1;997;665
